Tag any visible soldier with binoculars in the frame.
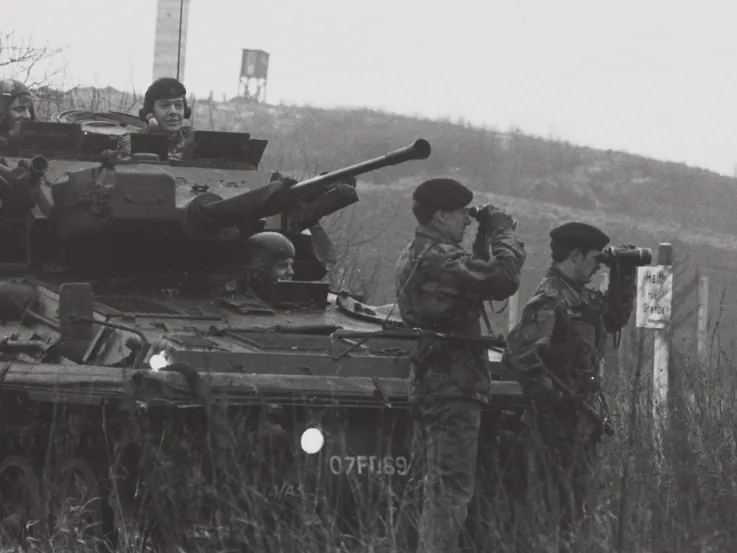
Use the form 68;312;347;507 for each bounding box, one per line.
394;178;526;553
503;220;642;551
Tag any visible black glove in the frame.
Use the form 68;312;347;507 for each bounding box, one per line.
475;204;517;233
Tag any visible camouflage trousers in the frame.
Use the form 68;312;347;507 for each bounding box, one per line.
395;399;482;553
520;400;600;550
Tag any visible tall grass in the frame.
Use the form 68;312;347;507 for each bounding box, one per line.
2;313;737;553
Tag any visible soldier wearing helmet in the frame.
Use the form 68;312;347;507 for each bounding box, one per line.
116;77;194;161
216;232;297;311
0;79;35;141
0;80;51;218
242;231;297;286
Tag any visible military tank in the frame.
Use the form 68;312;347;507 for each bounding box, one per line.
0;116;525;552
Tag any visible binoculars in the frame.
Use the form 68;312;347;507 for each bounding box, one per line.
467;206;483;219
597;245;652;267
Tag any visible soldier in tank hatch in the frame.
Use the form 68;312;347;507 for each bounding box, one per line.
0;79;35;143
218;226;336;311
0;80;52;219
116;77;194;161
502;221;637;551
393;177;526;553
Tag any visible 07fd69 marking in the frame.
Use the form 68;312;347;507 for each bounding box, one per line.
329;455;410;476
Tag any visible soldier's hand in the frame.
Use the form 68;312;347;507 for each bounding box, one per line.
532;378;564;405
475;204;517;232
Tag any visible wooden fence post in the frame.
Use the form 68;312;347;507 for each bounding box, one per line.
599;270;610;377
636;243;673;453
697;270;709;368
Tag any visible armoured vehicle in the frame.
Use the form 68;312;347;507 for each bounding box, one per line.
0;114;525;551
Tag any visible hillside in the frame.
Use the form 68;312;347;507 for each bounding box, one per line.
33;87;737;353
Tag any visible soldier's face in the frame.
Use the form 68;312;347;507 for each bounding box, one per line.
572;248;602;283
272;258;295;281
437;208;472;243
152;97;186;132
7;96;33;134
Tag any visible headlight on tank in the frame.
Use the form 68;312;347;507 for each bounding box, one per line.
146;339;175;371
300;427;325;455
149;352;171;371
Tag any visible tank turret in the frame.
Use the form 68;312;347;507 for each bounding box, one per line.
31;129;429;272
0;119;430;274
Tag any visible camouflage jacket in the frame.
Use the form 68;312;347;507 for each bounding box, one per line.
116;125;194;161
395;224;526;404
502;264;636;401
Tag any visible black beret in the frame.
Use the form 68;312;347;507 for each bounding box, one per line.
550;222;610;251
145;78;187;103
412;178;473;210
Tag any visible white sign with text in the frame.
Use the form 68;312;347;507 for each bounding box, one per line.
636;265;673;329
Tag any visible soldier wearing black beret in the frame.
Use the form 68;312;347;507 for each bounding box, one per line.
116;77;193;161
395;177;526;552
503;220;638;547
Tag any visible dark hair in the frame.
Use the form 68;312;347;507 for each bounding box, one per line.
138;78;191;121
411;200;437;225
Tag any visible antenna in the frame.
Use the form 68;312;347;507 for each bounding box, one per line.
176;0;184;81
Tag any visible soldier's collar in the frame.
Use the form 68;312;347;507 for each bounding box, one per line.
416;224;457;245
548;265;585;293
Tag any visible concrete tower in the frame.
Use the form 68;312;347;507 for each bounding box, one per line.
152;0;191;82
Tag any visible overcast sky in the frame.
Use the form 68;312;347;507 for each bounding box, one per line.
4;0;736;175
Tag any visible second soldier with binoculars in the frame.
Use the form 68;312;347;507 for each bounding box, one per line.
503;221;641;551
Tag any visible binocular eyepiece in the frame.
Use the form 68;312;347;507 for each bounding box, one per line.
467;206;482;219
598;245;653;267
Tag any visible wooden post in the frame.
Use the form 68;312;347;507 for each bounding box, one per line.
635;243;673;453
653;244;673;447
599;270;610;377
507;291;519;331
697;271;709;368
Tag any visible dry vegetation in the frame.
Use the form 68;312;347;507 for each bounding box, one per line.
2;61;737;551
3;326;737;553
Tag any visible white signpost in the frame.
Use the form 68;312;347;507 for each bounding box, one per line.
635;244;673;448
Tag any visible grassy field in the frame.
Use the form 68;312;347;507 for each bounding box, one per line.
2;330;737;553
4;87;736;552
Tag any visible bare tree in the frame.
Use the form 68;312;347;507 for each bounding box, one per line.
0;29;66;88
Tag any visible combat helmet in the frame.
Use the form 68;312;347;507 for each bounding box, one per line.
0;79;35;133
243;232;296;268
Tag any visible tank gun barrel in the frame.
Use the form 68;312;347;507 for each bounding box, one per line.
184;139;431;239
271;138;432;202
